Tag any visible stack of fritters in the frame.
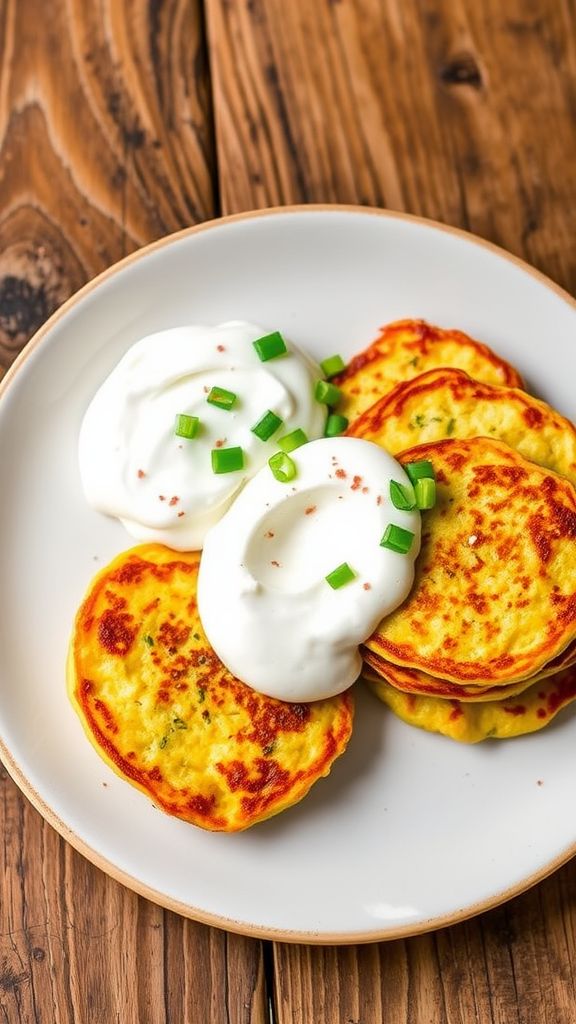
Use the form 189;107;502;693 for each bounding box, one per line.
340;320;576;742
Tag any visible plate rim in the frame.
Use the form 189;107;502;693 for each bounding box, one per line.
1;202;576;944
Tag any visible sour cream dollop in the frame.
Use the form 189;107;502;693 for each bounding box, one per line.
198;437;421;702
79;321;326;549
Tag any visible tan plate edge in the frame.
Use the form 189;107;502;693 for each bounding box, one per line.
1;203;576;944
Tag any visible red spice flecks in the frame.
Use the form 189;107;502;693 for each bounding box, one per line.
203;385;210;393
159;495;166;502
215;439;226;448
335;468;347;479
265;530;275;538
169;496;179;507
305;506;317;515
137;469;146;479
363;582;372;591
376;495;383;506
351;475;362;491
98;609;137;656
271;560;280;567
362;486;369;494
216;344;226;352
178;511;185;518
503;705;526;716
537;708;547;719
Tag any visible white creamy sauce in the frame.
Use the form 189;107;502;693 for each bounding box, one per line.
198;437;421;702
79;321;326;549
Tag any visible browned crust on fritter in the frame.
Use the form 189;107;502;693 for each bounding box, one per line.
334;319;523;395
366;438;576;684
69;545;354;832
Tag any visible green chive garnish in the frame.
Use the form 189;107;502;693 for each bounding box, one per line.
207;386;237;410
325;562;356;589
251;410;283;442
380;524;415;554
390;480;416;511
324;413;349;437
278;428;308;453
211;446;244;473
175;413;199;439
253;331;287;362
446;417;456;436
315;380;343;406
404;460;435;484
269;451;296;483
415;477;436;510
320;354;346;378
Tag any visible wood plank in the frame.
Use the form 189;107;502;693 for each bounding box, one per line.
207;0;576;293
273;862;576;1024
0;0;216;376
0;3;267;1021
1;761;268;1024
207;0;576;1021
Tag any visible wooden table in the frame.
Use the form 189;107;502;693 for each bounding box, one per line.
1;2;576;1021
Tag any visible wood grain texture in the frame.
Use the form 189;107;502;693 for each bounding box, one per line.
3;0;576;1021
0;0;216;374
206;0;576;1021
273;862;576;1024
207;0;576;295
0;3;267;1022
0;762;268;1024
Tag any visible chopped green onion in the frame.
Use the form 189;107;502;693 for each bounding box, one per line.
415;477;436;510
380;523;415;554
207;386;237;410
390;480;416;511
404;459;435;484
325;562;356;589
324;413;349;437
320;354;346;378
315;380;343;406
269;451;296;482
446;417;456;436
253;330;287;362
175;413;199;439
211;446;244;473
278;428;308;453
251;409;283;442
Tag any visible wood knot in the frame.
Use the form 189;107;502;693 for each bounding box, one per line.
0;963;30;993
0;276;50;344
440;53;483;89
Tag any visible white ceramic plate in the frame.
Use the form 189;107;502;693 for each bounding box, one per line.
1;206;576;944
